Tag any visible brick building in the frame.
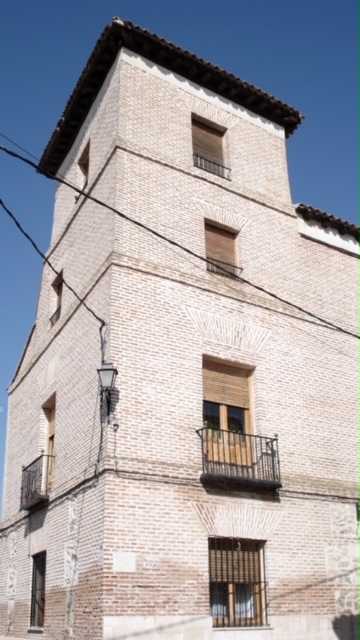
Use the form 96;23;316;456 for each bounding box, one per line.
0;18;358;640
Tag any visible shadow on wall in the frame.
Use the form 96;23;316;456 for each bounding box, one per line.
333;614;359;640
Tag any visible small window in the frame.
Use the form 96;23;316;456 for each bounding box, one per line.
192;117;230;179
205;223;237;277
209;538;266;628
30;551;46;628
78;142;90;191
43;396;55;492
50;272;63;326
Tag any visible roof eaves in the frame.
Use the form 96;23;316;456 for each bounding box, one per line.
296;204;359;241
38;19;303;176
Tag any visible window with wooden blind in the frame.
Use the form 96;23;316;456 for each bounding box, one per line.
203;360;252;469
192;117;230;179
30;551;46;628
205;223;237;277
203;360;250;429
209;538;267;627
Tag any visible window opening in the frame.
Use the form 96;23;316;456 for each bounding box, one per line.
30;551;46;628
202;360;251;469
209;538;266;627
43;396;55;492
50;272;63;326
78;142;90;191
192;116;230;179
205;223;237;278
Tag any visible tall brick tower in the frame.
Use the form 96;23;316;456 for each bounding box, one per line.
0;18;358;640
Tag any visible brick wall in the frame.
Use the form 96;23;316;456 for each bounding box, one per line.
0;45;358;640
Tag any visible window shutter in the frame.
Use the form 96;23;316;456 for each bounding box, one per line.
203;361;250;408
205;223;236;265
209;539;260;583
192;119;224;164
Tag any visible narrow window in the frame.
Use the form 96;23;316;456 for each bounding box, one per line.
205;222;237;277
30;551;46;628
78;142;90;191
50;272;63;326
192;117;230;179
44;396;56;492
209;538;266;628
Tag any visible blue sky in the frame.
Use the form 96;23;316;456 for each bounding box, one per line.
0;0;358;515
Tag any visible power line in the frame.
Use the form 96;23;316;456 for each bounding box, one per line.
0;143;358;340
0;198;106;359
0;132;40;162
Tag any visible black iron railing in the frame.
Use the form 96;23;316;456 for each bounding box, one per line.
197;429;281;488
206;258;241;279
20;455;55;510
50;306;61;327
193;154;231;180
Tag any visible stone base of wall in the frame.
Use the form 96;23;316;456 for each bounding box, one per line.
102;614;359;640
103;615;213;639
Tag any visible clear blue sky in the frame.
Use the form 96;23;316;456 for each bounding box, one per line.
0;0;358;516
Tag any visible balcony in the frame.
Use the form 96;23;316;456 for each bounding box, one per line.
20;454;54;511
206;258;241;280
197;429;281;490
193;154;231;180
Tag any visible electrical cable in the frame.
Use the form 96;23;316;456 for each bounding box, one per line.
0;143;358;340
0;132;40;162
0;197;106;359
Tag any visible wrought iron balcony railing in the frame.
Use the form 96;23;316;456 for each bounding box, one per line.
197;428;281;489
20;454;55;510
206;258;241;279
193;154;231;180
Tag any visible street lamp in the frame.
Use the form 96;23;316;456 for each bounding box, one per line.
97;362;118;421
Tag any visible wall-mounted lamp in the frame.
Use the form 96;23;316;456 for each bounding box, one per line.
97;362;118;421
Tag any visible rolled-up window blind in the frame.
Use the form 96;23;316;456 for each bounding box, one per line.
203;361;249;408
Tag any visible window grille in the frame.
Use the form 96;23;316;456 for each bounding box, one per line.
209;538;267;627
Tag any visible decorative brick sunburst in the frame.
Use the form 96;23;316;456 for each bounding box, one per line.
192;502;282;540
195;199;249;232
180;92;239;130
186;308;270;354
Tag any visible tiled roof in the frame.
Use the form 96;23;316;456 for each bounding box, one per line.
38;18;303;176
296;204;359;241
